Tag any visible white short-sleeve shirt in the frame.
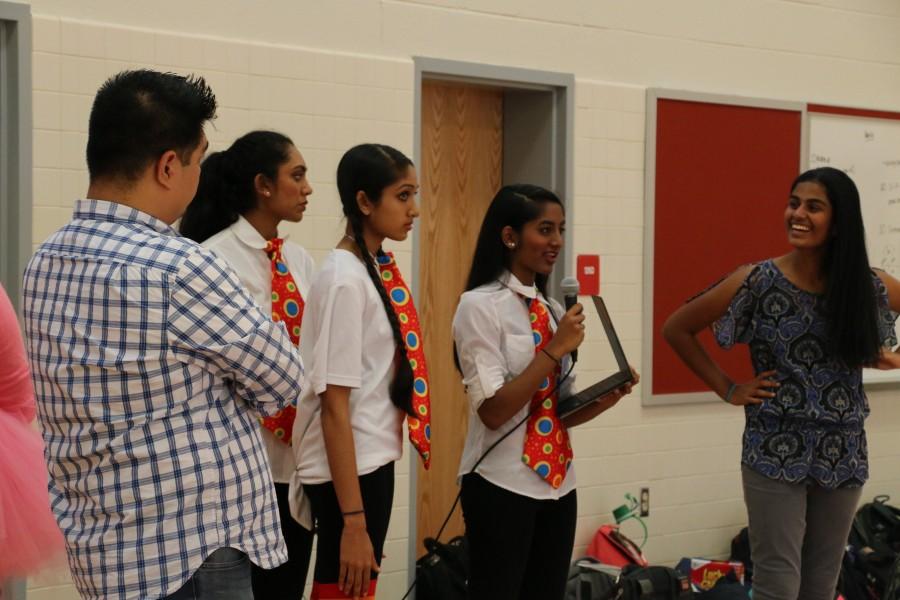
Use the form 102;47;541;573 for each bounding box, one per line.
452;272;576;500
202;216;316;483
291;249;404;484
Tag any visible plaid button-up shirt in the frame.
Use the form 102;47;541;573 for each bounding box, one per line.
23;199;302;599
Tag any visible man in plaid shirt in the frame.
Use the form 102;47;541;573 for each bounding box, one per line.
22;70;302;599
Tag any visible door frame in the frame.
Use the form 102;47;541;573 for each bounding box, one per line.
409;56;575;587
0;1;31;318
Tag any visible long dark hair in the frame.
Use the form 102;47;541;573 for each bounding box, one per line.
793;167;881;367
337;143;416;416
464;184;565;296
180;130;294;242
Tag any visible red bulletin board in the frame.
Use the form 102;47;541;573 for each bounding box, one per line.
644;92;803;404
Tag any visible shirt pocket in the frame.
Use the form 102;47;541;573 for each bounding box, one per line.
502;333;536;377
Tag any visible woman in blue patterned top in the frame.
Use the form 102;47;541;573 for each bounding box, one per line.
663;167;900;600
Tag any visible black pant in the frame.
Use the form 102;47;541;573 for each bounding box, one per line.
303;462;395;584
460;473;577;600
251;482;314;600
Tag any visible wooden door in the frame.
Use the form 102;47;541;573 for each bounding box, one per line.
416;81;503;553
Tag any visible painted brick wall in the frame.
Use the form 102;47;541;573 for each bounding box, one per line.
18;1;900;597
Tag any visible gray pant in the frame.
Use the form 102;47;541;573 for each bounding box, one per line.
742;465;862;600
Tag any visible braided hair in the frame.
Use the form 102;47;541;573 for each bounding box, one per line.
336;144;416;416
180;130;294;243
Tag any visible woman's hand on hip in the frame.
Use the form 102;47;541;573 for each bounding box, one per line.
874;348;900;370
728;370;779;405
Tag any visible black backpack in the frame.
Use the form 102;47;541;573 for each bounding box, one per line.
565;560;693;600
847;495;900;598
729;528;753;587
414;536;468;600
886;556;900;600
565;557;620;600
850;496;900;553
619;565;694;600
837;548;875;600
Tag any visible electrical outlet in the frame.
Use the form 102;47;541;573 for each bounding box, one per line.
640;487;650;517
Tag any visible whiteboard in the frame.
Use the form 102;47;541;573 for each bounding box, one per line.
808;112;900;384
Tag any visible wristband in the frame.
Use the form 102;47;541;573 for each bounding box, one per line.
342;509;365;517
541;348;561;365
724;383;737;404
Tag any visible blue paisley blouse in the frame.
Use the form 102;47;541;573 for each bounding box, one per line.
713;260;897;489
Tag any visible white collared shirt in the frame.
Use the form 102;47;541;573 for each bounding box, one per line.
290;249;405;484
203;216;316;483
452;272;577;500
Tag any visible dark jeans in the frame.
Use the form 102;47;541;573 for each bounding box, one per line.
304;462;395;585
164;547;253;600
461;473;577;600
251;482;315;599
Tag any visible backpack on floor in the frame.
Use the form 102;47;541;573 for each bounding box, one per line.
848;496;900;597
882;553;900;600
619;565;694;600
728;527;753;587
838;547;876;600
414;536;468;600
565;557;621;600
566;560;693;600
850;496;900;555
587;525;649;568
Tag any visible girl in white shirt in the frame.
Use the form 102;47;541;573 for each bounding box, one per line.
292;143;430;600
452;184;638;600
179;130;315;599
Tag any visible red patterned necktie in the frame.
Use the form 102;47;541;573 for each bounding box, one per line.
375;252;431;469
261;238;304;445
522;297;573;488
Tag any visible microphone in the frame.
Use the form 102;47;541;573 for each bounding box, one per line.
560;276;580;364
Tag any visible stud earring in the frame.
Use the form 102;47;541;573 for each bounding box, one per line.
506;242;516;249
263;191;271;197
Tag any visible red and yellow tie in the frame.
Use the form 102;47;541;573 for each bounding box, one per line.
375;252;431;469
522;297;572;488
261;238;304;445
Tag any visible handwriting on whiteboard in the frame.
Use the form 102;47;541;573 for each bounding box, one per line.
811;113;900;381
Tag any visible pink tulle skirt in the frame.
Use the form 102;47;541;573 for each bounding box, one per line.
0;411;65;579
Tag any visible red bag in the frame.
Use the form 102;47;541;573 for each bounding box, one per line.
587;524;649;567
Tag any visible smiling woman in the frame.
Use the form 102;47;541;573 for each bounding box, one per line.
785;181;833;260
662;167;900;600
451;184;637;600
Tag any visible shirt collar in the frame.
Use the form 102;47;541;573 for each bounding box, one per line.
232;216;290;250
500;270;539;300
73;199;178;236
